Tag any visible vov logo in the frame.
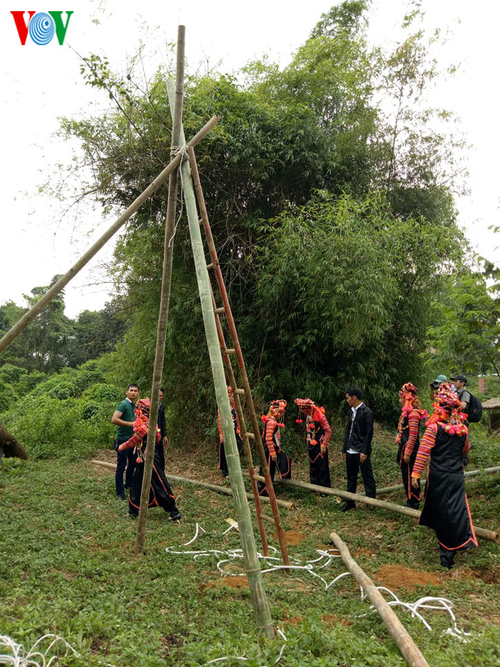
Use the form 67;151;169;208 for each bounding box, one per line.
11;11;74;45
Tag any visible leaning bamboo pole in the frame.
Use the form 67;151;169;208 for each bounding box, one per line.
188;147;288;565
330;532;430;667
377;465;500;496
0;115;219;356
167;87;274;637
135;26;185;556
253;474;500;543
90;460;293;509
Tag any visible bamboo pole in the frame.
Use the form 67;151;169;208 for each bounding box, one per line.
330;532;430;667
253;474;500;543
188;147;288;565
210;304;270;555
135;26;185;556
167;88;274;637
90;460;293;509
0;114;219;356
377;466;500;496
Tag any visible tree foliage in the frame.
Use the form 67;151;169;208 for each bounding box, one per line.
49;1;469;433
426;266;500;379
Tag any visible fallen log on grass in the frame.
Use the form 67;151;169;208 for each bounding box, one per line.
253;473;499;543
330;531;430;667
90;460;293;510
377;465;500;496
0;422;28;468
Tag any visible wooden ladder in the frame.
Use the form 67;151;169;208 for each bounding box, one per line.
187;146;290;566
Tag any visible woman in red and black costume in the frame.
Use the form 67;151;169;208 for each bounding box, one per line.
396;383;427;509
411;385;477;569
119;398;181;521
294;398;332;489
257;399;291;496
217;386;243;478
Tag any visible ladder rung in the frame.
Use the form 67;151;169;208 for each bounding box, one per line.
235;388;245;395
215;307;225;315
224;348;236;355
199;218;204;225
246;432;255;439
207;263;214;270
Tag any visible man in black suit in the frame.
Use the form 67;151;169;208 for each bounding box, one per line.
341;386;376;511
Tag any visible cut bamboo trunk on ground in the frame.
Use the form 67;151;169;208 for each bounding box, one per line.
253;474;500;543
330;532;430;667
90;460;293;509
377;466;500;496
0;114;219;357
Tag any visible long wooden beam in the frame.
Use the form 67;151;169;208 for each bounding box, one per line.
253;474;500;543
377;465;500;496
0;115;220;356
90;459;293;509
330;532;430;667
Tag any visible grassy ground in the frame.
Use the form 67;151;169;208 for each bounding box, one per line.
1;424;499;666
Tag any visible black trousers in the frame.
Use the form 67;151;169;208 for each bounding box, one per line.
345;452;376;502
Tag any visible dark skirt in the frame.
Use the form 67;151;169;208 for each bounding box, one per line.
397;443;421;507
309;444;331;488
420;469;477;551
218;433;243;476
258;448;292;496
129;448;179;516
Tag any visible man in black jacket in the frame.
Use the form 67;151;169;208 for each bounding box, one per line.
341;387;376;511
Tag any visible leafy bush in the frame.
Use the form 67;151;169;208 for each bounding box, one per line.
0;359;120;459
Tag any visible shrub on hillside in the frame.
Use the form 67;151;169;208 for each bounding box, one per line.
0;360;120;459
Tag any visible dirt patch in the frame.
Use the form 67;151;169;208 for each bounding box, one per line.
322;614;352;627
206;576;249;589
273;530;305;545
160;634;184;650
282;610;302;626
374;564;441;591
354;547;377;559
485;615;500;627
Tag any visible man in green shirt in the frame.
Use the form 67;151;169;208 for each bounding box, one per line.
111;384;139;500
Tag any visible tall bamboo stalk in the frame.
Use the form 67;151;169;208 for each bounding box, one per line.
0;115;219;356
167;85;274;637
135;26;185;556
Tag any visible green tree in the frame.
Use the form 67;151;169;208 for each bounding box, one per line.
53;1;468;433
426;269;500;379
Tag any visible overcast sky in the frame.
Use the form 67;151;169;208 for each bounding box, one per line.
1;0;499;318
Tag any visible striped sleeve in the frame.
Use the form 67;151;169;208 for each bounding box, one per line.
233;410;241;436
217;411;223;443
265;419;277;456
404;410;421;456
319;414;332;446
412;423;438;479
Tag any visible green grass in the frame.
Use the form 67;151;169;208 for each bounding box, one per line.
1;423;499;666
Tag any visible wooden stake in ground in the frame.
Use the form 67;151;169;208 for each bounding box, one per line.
330;532;430;667
135;25;185;557
0;115;219;357
167;85;274;638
